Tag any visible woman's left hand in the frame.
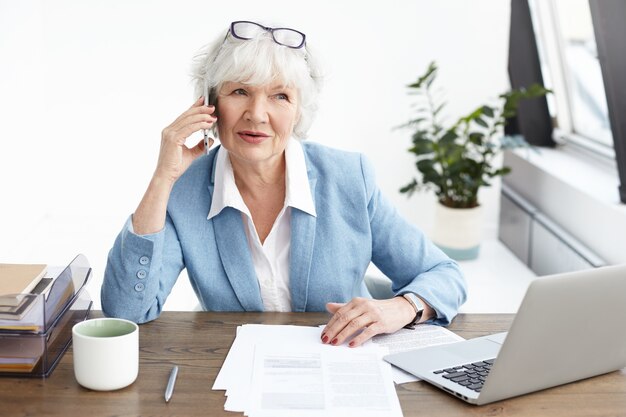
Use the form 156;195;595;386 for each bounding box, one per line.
322;297;416;348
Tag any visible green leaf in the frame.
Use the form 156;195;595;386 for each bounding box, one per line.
399;179;418;195
411;129;429;142
408;138;433;155
489;167;511;177
500;83;552;117
407;61;438;89
433;102;447;116
439;130;458;145
481;105;494;118
469;132;484;145
422;170;442;186
464;106;484;122
426;75;436;88
444;143;464;162
474;117;488;128
409;106;430;113
416;159;435;173
394;117;426;130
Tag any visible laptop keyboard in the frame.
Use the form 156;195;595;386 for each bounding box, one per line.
433;359;495;392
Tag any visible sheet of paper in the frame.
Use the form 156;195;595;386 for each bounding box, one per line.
213;324;323;412
372;325;464;384
212;325;241;391
215;324;321;389
247;342;403;417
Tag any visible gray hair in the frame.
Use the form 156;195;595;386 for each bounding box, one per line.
190;26;324;140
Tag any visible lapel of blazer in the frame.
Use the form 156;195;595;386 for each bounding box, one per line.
289;174;318;312
208;148;264;311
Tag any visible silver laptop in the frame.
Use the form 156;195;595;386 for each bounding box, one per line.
384;264;626;405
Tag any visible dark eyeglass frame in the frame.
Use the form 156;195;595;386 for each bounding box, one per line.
229;20;306;49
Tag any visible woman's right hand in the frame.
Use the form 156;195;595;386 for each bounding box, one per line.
154;96;217;184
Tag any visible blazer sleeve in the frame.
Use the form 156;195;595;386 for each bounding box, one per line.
100;214;184;323
361;155;467;325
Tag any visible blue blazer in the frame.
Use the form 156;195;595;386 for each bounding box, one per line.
101;142;466;324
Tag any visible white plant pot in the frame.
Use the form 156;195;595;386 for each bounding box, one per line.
431;203;483;260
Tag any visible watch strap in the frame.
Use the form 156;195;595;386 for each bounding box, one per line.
402;293;424;325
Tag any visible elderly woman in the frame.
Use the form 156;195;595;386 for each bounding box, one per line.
102;20;466;347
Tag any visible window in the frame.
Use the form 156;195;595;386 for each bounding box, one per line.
529;0;613;154
527;0;626;203
553;0;612;147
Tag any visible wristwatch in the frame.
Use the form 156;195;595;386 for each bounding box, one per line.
401;292;425;325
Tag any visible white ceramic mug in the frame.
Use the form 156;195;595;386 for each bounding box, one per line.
72;318;139;391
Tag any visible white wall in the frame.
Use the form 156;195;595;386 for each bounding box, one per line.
0;0;512;309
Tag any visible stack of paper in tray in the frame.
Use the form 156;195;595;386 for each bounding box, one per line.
213;324;404;417
0;264;49;322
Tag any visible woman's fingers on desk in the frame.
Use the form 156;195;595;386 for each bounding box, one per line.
323;297;414;348
155;97;217;182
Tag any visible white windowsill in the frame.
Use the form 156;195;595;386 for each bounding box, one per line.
512;143;622;207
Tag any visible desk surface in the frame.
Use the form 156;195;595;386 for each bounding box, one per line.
1;312;625;416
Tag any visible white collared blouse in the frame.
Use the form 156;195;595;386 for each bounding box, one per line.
207;139;317;311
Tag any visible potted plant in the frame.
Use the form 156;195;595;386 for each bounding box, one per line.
400;62;550;260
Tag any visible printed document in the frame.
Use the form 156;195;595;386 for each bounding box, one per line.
214;324;320;411
372;325;464;384
248;342;402;417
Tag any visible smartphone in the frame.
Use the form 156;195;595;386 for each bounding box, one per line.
204;87;217;153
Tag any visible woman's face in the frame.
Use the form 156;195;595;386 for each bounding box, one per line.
216;80;299;170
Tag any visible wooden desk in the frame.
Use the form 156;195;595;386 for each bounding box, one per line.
1;312;625;416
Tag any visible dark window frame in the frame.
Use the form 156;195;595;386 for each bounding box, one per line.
507;0;555;147
589;0;626;203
